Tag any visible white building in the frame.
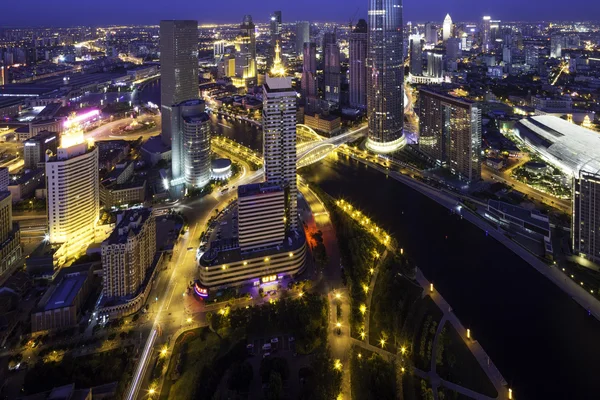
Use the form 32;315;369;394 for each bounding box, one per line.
443;14;453;42
238;183;286;252
46;138;99;265
262;75;298;230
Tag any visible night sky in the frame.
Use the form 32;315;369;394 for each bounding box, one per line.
1;0;597;27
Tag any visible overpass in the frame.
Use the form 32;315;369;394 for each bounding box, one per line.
296;125;367;168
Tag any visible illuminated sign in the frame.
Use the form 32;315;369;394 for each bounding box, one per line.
194;283;209;298
261;275;277;284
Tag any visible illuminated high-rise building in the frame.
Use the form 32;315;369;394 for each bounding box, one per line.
418;89;481;182
323;31;341;105
367;0;405;153
159;20;199;146
262;74;297;230
296;21;310;56
525;45;539;68
443;14;453;42
46;116;99;265
234;15;257;88
425;22;437;45
0;188;21;283
573;171;600;263
427;52;443;78
349;19;368;109
409;34;423;76
301;42;318;114
171;99;211;188
482;16;492;53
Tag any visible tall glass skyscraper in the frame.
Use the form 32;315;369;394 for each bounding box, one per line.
159;20;199;147
367;0;406;153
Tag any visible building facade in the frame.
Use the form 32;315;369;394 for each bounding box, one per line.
482;16;492;53
170;99;211;188
262;75;298;230
101;209;156;298
159;20;199;146
349;19;368;109
238;183;285;252
409;34;423;76
46;142;99;265
234;15;257;89
443;14;453;42
24;130;58;170
323;31;341;106
367;0;405;153
573;171;600;263
296;21;310;56
0;191;21;283
301;42;318;114
418;89;482;182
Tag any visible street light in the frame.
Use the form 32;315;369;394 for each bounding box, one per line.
380;338;386;348
359;304;367;315
186;317;192;324
360;331;366;340
467;329;471;340
400;346;407;355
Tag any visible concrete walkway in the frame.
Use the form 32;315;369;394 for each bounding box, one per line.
364;250;388;345
416;269;509;400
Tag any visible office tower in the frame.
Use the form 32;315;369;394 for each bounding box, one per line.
301;42;319;113
0;189;21;283
237;183;285;251
323;31;341;105
502;46;512;64
525;45;539;67
234;15;257;89
573;171;600;263
262;74;297;230
366;0;405;153
482;16;491;52
0;167;8;191
427;52;443;78
0;66;4;86
446;38;461;60
23;131;58;169
418;89;482;182
46;119;99;263
425;22;437;45
171;99;211;188
270;11;282;45
296;21;310;56
443;14;453;42
214;40;225;60
490;20;501;49
101;209;156;298
409;34;423;76
159;20;199;146
551;35;562;59
349;19;368;109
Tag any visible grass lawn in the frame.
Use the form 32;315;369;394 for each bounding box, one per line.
161;328;222;400
437;321;497;398
350;346;396;400
411;296;443;371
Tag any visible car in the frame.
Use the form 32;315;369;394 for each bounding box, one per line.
263;352;271;359
262;343;272;352
270;337;279;344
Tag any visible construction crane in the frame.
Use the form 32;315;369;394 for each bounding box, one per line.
349;7;360;32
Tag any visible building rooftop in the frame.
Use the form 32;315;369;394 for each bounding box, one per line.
43;273;87;311
515;115;600;176
264;75;293;91
105;208;153;245
237;182;282;198
488;200;549;231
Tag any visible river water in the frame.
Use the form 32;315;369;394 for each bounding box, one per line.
138;80;600;399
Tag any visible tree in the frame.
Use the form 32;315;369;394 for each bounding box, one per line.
265;372;283;400
260;357;290;383
228;361;253;393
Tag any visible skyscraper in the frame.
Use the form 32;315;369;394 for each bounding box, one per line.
301;42;318;114
409;34;423;76
427;52;443;78
170;99;211;189
270;11;282;45
349;19;368;109
525;45;539;68
550;35;562;59
296;21;310;56
418;89;481;182
101;209;156;298
0;187;21;283
482;16;492;53
234;15;257;88
367;0;405;153
573;171;600;263
443;14;453;42
323;31;341;105
446;38;461;60
159;20;199;146
262;75;297;230
46;119;99;264
425;22;437;45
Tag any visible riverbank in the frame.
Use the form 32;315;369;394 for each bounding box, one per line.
349;152;600;322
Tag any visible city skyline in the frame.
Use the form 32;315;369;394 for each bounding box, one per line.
2;0;600;27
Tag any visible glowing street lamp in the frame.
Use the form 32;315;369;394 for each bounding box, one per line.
467;329;471;340
508;388;513;399
363;284;369;294
380;338;386;348
334;292;341;300
360;331;366;340
186;317;192;324
400;346;407;355
359;304;367;315
430;283;434;293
